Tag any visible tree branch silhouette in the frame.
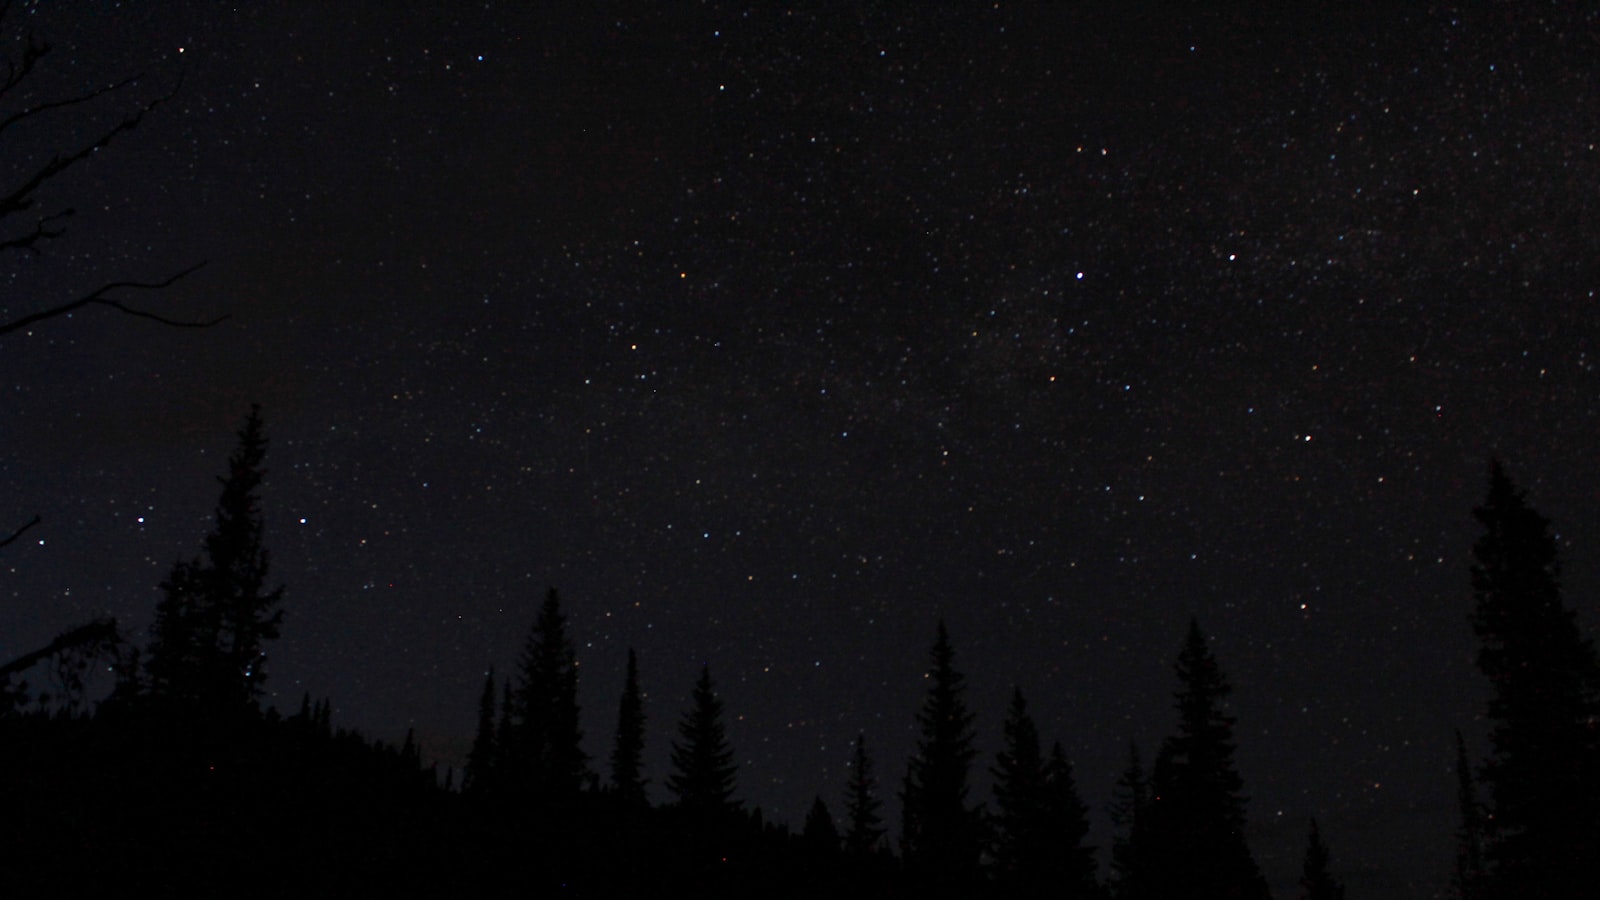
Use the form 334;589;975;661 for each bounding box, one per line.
0;38;184;255
0;513;40;551
0;10;214;331
0;261;225;336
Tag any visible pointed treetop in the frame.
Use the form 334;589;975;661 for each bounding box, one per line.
1299;817;1346;900
901;620;982;882
843;730;886;856
610;647;647;805
666;664;738;817
803;795;841;853
1172;618;1236;742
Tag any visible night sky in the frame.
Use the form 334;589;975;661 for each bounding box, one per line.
5;3;1600;897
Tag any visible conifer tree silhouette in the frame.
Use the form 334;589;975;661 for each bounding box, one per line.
843;731;887;856
991;687;1098;897
144;405;283;717
506;588;587;797
1299;818;1345;900
1468;461;1600;899
900;620;982;892
610;648;647;805
1041;741;1099;898
803;795;841;857
1141;619;1269;900
666;664;738;818
464;667;498;793
1107;740;1152;900
991;687;1048;886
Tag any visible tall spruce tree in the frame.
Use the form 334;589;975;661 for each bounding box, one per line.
666;664;738;818
506;588;588;797
1107;741;1152;900
1468;461;1600;899
1041;741;1099;899
900;620;982;891
144;405;283;716
1142;619;1269;900
1299;818;1345;900
464;667;498;793
145;558;215;707
991;689;1097;897
843;731;886;856
991;687;1048;887
610;647;647;806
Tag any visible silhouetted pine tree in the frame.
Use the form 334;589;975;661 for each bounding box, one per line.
991;690;1098;897
666;664;738;818
1113;739;1152;890
1142;619;1270;900
1299;818;1345;900
1468;461;1600;899
900;620;982;893
803;795;841;857
992;687;1048;887
1042;741;1099;899
144;406;284;716
206;406;283;706
1107;741;1152;900
506;588;588;797
843;731;886;856
610;648;647;806
145;558;215;706
464;667;498;793
1452;729;1484;900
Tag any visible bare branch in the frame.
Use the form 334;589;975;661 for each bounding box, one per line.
0;23;48;102
0;72;183;251
0;513;40;550
0;261;225;336
0;206;69;254
0;73;141;139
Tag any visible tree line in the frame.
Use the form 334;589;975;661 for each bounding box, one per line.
5;408;1595;897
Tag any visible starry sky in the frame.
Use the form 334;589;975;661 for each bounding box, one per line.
5;3;1600;897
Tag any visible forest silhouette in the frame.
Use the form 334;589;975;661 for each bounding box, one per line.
4;408;1597;898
